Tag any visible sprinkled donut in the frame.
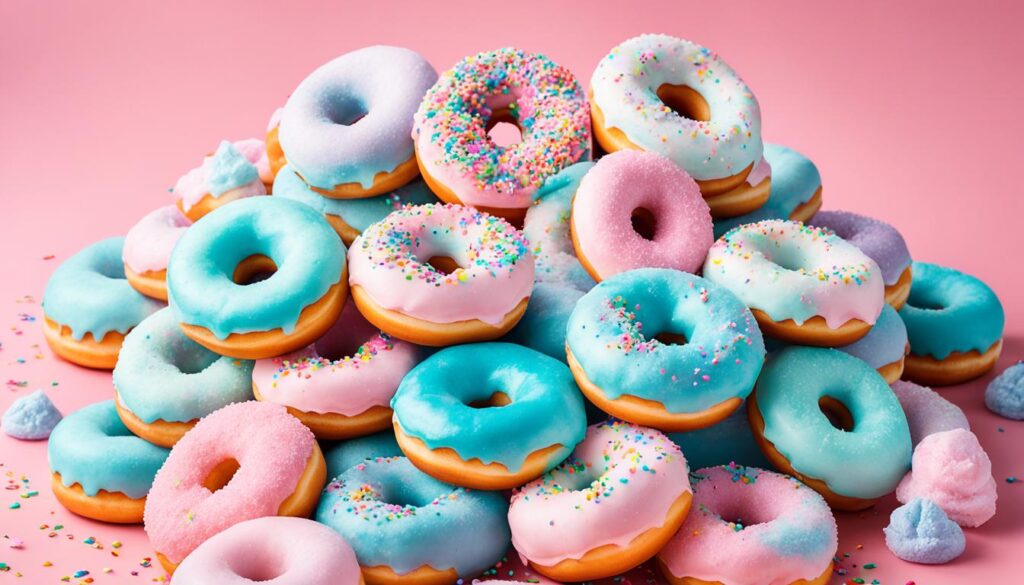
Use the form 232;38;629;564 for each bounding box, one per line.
168;196;347;359
657;464;838;585
43;237;163;369
48;400;170;523
566;268;765;431
123;205;192;301
318;457;510;585
898;261;1004;385
280;46;438;198
704;220;885;346
748;347;912;510
324;430;403;482
173;516;362;585
113;308;254;447
508;420;692;581
253;300;421;440
413;47;591;221
571;151;713;281
590;35;763;205
523;161;596;290
348;203;534;346
391;343;586;490
173;140;268;222
144;401;326;573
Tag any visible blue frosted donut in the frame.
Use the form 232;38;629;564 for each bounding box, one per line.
316;456;510;579
280;46;438;198
167;196;347;359
48;400;170;522
898;261;1004;385
323;431;402;482
748;347;912;509
504;281;586;363
391;342;586;490
566;268;765;431
667;404;771;470
112;308;254;447
523;162;596;290
42;236;163;368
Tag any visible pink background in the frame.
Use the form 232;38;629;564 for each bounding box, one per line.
2;0;1022;582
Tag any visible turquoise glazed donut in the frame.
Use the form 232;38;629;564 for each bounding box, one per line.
899;261;1004;385
748;347;912;510
323;430;402;482
42;236;163;369
167;196;347;359
504;281;586;363
667;404;771;470
391;342;586;490
316;456;510;580
48;400;170;523
566;268;765;432
113;308;254;447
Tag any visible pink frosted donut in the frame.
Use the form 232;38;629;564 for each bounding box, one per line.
571;150;713;281
122;205;192;300
172;139;268;222
252;300;421;439
657;464;838;585
508;420;692;582
143;401;326;572
173;516;361;585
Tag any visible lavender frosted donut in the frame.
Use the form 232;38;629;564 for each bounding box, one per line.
280;46;438;198
892;380;969;446
123;205;192;301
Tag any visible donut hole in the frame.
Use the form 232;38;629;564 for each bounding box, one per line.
380;482;437;509
656;84;711;122
819;396;855;432
316;333;372;362
769;248;809;273
229;555;285;582
325;98;368;127
98;262;128;281
630;207;658;241
653;332;688;346
174;350;220;375
907;288;947;311
203;458;241;493
426;255;462;276
467;391;512;409
232;254;278;285
486;107;523;148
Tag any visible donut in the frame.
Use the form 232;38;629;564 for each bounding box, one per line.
280;46;438;198
48;400;169;523
122;205;192;301
702;155;772;219
570;150;714;281
898;261;1004;385
173;516;361;585
273;164;438;245
144;401;326;573
391;342;586;490
42;237;163;369
522;161;596;290
264;107;286;179
504;281;586;363
748;347;912;510
566;268;765;432
413;47;591;221
891;380;970;446
704;220;885;346
810;210;913;308
589;35;763;205
508;420;692;581
113;308;254;447
252;299;421;440
167;196;348;359
657;464;838;585
348;203;534;346
667;404;771;471
324;430;402;482
173;140;268;222
317;456;510;585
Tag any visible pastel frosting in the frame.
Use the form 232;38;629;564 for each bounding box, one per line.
891;380;970;446
48;400;169;499
523;161;596;290
253;300;420;416
122;205;192;274
173;516;362;585
504;281;586;363
590;34;763;181
2;390;62;440
508;421;691;566
413;47;591;209
144;401;318;564
392;342;586;473
985;361;1024;420
173;140;267;213
317;456;510;576
667;403;771;470
348;203;534;326
658;465;837;585
113;308;254;424
754;347;912;499
280;45;438;191
324;431;402;482
810;210;912;286
232;137;273;185
571;150;714;279
899;261;1004;360
566;268;765;414
43;236;164;340
896;428;997;528
167;196;345;339
884;498;965;565
704;220;885;328
832;304;907;369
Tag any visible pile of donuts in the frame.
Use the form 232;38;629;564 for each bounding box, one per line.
26;34;1009;584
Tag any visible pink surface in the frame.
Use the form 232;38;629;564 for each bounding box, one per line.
0;0;1021;582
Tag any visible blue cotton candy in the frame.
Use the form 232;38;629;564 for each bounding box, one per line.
207;141;259;195
985;361;1024;420
884;498;965;564
2;390;62;440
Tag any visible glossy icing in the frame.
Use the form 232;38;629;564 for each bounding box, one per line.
810;210;912;286
667;403;771;470
173;141;267;213
122;205;192;274
523;161;596;290
323;431;402;482
767;304;907;369
504;281;586;363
